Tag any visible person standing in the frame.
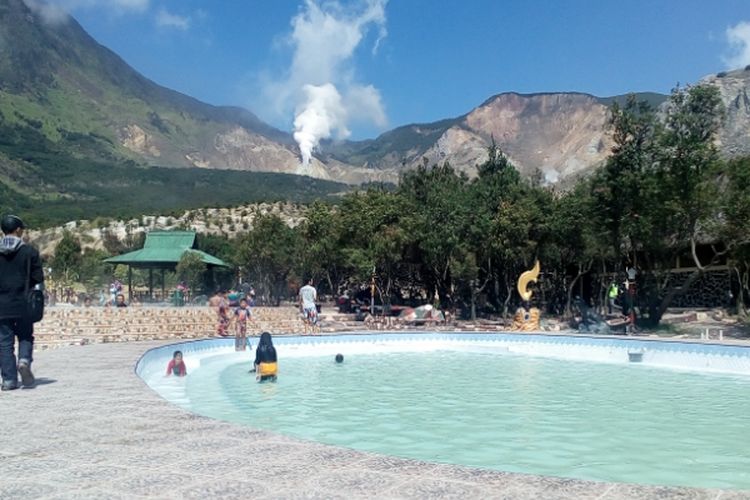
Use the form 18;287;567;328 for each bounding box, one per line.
215;290;230;337
0;215;44;390
298;278;318;335
233;297;253;351
607;281;619;315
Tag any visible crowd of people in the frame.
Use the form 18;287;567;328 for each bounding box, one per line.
209;278;321;352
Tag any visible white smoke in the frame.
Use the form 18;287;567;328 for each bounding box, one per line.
724;21;750;69
293;84;349;170
259;0;389;171
543;168;560;185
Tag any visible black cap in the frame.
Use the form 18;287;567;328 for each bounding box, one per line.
1;215;26;234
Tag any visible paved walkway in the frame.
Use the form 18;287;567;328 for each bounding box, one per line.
1;340;747;499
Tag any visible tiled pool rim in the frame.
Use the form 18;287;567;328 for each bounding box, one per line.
136;331;750;380
135;331;750;495
5;335;750;499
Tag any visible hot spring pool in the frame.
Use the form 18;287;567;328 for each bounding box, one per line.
138;333;750;490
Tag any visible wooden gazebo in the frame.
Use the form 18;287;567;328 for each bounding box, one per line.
104;231;229;300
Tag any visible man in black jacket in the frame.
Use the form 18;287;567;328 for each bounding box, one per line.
0;215;44;391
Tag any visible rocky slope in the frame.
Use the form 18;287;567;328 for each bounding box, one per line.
703;68;750;157
418;92;613;181
322;92;656;182
28;202;308;258
329;69;750;182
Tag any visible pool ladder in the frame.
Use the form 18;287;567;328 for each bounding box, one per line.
700;329;723;341
627;349;644;363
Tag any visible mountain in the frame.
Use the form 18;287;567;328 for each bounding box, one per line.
325;92;677;183
2;0;749;228
325;68;750;181
0;0;293;165
0;0;382;204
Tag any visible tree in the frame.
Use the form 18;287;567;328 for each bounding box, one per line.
718;157;750;317
398;162;472;309
194;233;235;290
591;94;659;258
468;144;554;317
51;230;82;288
549;182;603;315
235;212;301;305
337;187;410;309
467;142;523;315
646;84;725;323
298;200;345;295
176;252;206;295
78;248;111;293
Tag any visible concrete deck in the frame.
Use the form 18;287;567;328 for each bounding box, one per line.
1;340;748;499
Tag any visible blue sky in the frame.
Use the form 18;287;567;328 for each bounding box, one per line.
30;0;750;140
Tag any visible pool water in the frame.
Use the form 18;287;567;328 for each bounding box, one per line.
180;349;750;489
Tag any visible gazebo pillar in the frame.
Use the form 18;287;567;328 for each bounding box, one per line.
128;266;133;301
161;268;166;300
149;269;154;300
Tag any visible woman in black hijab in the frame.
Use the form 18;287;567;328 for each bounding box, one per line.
254;331;278;382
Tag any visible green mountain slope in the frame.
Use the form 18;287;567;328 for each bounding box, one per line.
0;0;350;227
0;118;346;227
596;92;668;109
321;117;463;167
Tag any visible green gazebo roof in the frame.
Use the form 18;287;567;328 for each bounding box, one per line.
104;231;229;268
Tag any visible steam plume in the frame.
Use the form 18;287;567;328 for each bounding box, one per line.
293;84;349;170
260;0;389;172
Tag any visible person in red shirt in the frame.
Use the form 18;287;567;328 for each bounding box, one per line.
165;350;187;377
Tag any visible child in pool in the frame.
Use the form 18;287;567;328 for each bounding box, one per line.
253;332;277;382
165;350;187;377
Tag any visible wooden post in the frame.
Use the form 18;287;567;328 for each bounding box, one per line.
161;268;166;301
128;266;133;302
149;268;154;300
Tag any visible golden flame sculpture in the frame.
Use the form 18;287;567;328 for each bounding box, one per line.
517;260;540;302
513;260;541;331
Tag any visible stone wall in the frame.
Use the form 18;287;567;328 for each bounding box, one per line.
34;306;315;349
32;306;515;349
659;269;732;308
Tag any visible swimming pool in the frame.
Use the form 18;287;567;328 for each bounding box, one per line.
137;333;750;490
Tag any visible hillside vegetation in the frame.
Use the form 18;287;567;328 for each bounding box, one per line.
0;118;347;228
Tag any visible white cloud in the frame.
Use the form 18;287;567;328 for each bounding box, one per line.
155;7;190;30
723;21;750;69
23;0;149;24
257;0;389;166
113;0;148;11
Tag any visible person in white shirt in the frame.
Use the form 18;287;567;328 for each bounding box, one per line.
298;278;319;335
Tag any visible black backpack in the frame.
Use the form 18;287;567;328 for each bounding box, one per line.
25;256;44;323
